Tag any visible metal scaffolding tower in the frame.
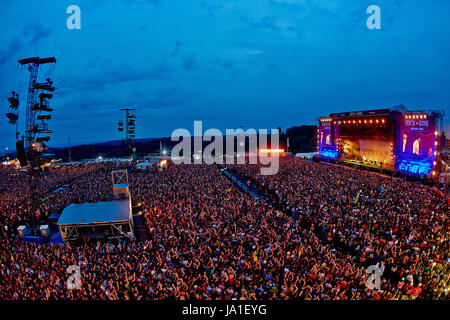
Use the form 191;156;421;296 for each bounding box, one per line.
18;57;56;166
429;109;446;135
118;108;136;158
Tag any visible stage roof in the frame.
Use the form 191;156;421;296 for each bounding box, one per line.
57;199;131;226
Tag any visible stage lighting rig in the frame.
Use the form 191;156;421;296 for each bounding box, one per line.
119;108;137;160
5;91;20;137
15;56;56;169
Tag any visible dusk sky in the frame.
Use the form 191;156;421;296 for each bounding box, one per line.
1;0;449;148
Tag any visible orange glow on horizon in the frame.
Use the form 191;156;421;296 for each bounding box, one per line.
259;148;285;154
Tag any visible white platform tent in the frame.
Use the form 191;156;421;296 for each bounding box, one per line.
58;170;134;242
295;152;317;159
58;199;134;241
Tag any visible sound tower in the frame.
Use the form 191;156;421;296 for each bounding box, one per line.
16;139;28;166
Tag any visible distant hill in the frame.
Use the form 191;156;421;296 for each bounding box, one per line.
4;125;317;161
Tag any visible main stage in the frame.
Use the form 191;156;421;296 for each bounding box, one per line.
316;106;444;178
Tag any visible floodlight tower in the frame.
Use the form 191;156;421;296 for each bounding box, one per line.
18;57;56;167
119;108;136;159
6;91;19;136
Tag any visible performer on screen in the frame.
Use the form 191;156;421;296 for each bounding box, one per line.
326;134;331;145
413;136;421;155
403;134;407;152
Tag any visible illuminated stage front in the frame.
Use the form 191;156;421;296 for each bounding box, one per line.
341;138;395;169
337;118;395;169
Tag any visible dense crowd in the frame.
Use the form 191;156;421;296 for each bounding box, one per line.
228;157;449;299
0;158;448;300
0;163;125;238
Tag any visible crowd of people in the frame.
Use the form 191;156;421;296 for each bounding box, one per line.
0;163;125;239
0;158;448;300
228;157;449;299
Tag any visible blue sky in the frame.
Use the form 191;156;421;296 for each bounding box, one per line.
1;0;449;147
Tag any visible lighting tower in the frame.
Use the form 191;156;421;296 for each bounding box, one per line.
6;91;20;139
119;108;136;159
430;109;446;136
18;57;56;167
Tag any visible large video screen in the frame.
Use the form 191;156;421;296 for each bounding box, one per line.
319;122;333;147
318;120;338;158
399;117;435;157
395;115;437;175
